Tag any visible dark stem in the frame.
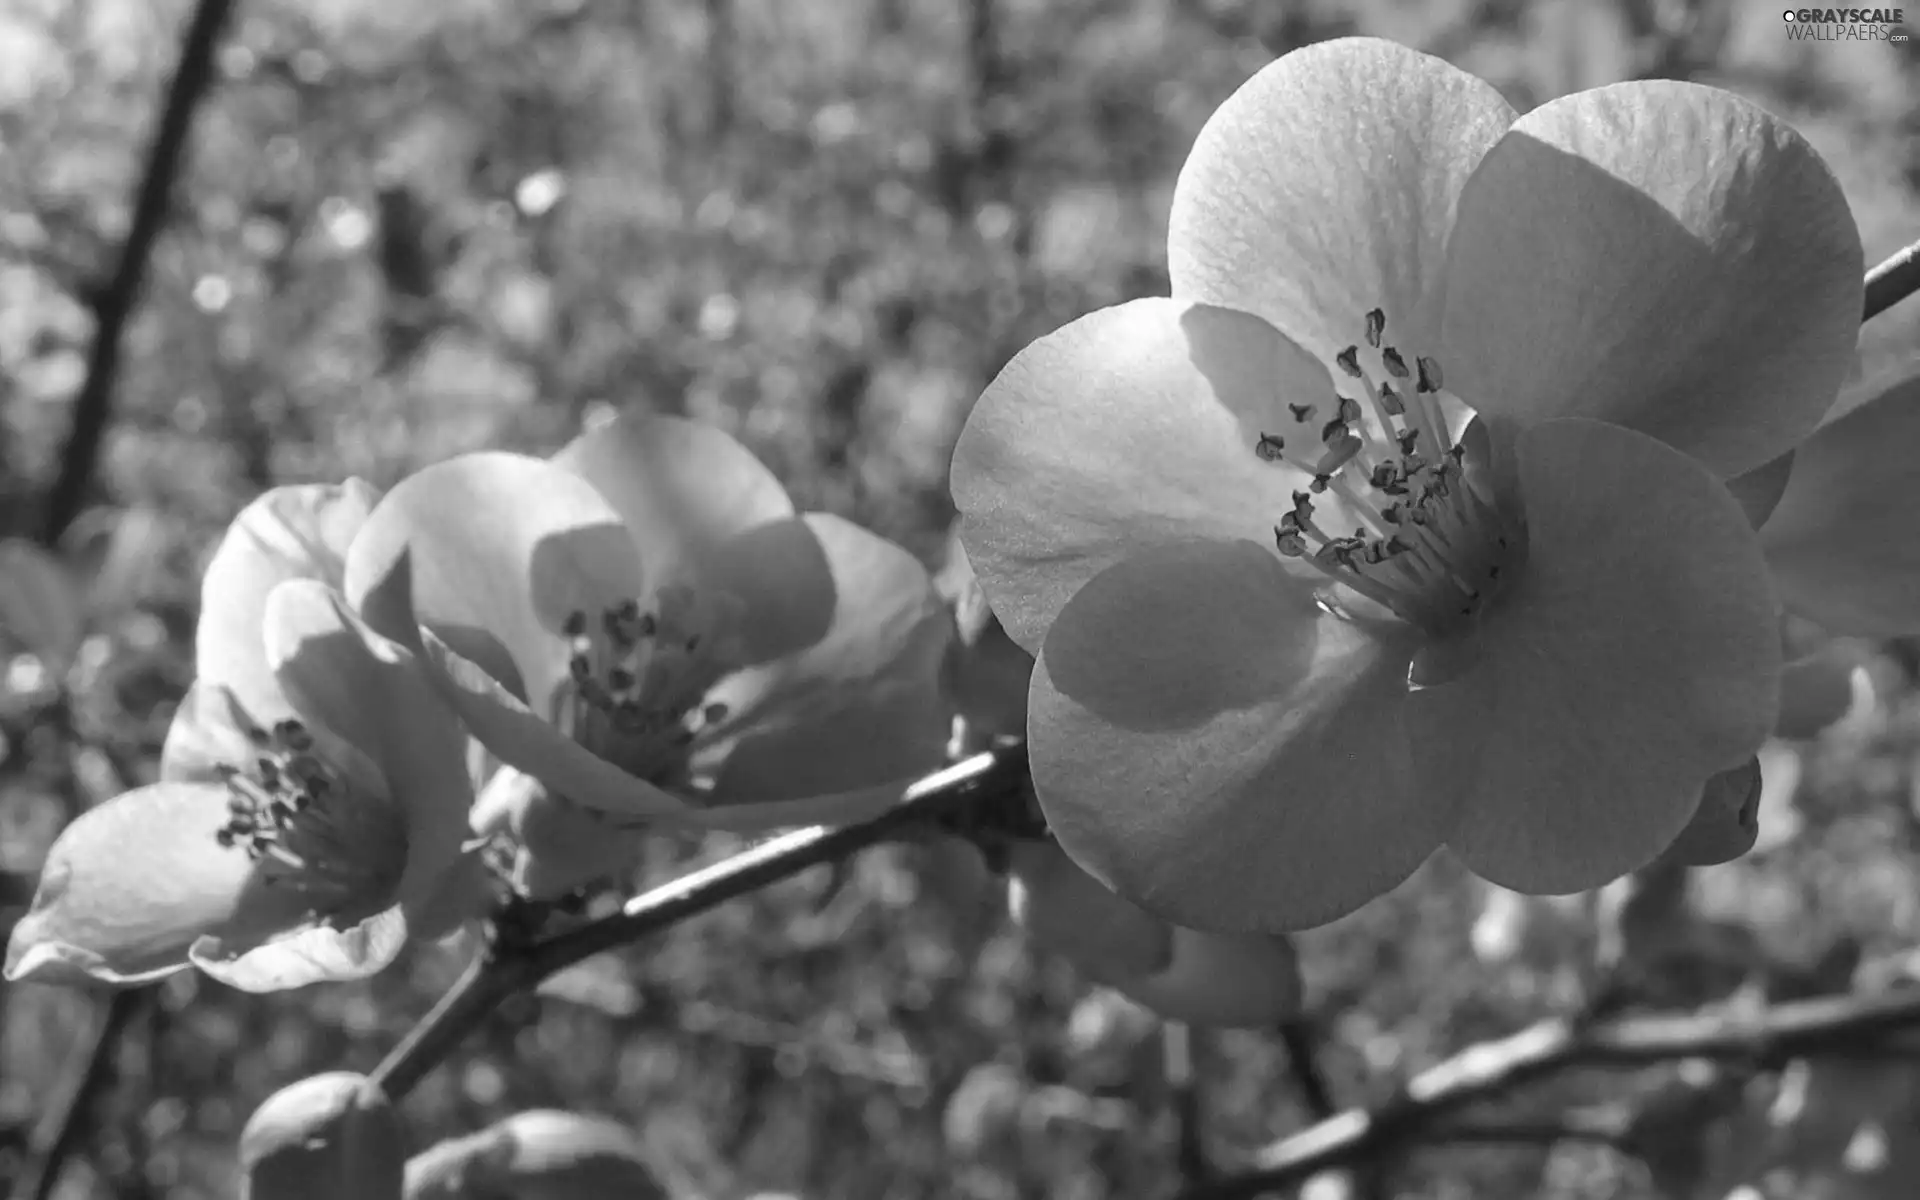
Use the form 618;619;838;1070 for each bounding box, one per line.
38;0;239;545
10;990;148;1200
367;748;1030;1100
1277;1018;1338;1119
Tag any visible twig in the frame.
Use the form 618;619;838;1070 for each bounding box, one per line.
366;747;1031;1100
1164;1022;1210;1183
1864;235;1920;322
9;990;147;1200
1277;1018;1338;1119
38;0;239;545
1173;987;1920;1199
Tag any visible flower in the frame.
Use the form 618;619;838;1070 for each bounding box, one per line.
343;413;953;896
1009;841;1302;1028
951;37;1865;931
4;484;481;991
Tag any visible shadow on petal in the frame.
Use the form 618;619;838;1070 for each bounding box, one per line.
1008;841;1174;979
701;516;837;665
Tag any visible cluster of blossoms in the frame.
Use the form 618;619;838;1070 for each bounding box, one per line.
953;36;1920;933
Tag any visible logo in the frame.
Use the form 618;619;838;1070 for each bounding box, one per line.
1782;8;1910;38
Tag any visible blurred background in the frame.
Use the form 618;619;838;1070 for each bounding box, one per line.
4;0;1920;1196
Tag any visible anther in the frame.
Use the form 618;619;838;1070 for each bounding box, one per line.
1364;308;1386;348
1288;403;1314;423
1255;433;1287;461
1335;346;1363;378
1416;356;1443;393
1381;347;1410;379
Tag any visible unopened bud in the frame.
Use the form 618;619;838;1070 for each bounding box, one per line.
239;1072;404;1200
1656;757;1762;868
404;1110;668;1199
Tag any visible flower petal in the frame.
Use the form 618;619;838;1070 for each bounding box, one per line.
264;578;474;916
1440;81;1861;477
1027;538;1448;933
950;297;1329;654
1758;367;1920;635
1653;757;1762;869
4;783;252;985
700;514;952;805
197;481;380;722
1112;931;1303;1029
342;452;642;720
1775;644;1860;740
551;412;794;593
1167;36;1515;362
191;908;409;993
1006;841;1174;980
159;681;265;784
1439;418;1782;893
415;627;693;820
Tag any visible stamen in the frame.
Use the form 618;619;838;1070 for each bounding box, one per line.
1248;307;1516;636
555;584;745;786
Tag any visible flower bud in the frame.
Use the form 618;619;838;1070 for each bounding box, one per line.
239;1072;405;1200
404;1110;667;1199
1656;757;1762;868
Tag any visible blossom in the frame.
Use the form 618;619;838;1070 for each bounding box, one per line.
4;484;481;991
343;413;953;896
1009;842;1301;1028
951;37;1865;931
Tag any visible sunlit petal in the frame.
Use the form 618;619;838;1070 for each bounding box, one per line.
951;298;1329;653
191;908;409;993
1169;36;1514;360
1442;83;1860;477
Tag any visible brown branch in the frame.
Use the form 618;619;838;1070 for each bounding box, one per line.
1175;987;1920;1199
38;0;239;545
367;748;1033;1100
1864;234;1920;322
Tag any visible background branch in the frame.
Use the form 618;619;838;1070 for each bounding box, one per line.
1864;234;1920;322
38;0;238;545
1175;987;1920;1199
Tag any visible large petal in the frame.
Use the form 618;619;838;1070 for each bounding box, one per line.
1653;757;1762;869
191;908;409;993
1440;81;1861;478
342;453;642;720
1167;36;1515;363
950;297;1330;655
4;783;253;985
1027;538;1449;933
1438;418;1782;893
197;481;380;725
1758;367;1920;635
699;514;953;805
264;579;474;917
551;412;794;595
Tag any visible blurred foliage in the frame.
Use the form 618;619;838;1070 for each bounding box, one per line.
5;0;1920;1197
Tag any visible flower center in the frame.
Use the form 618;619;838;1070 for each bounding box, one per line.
214;715;405;928
556;582;745;786
1253;307;1516;637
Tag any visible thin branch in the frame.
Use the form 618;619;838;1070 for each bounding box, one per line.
9;990;147;1200
367;748;1032;1100
1277;1018;1338;1119
1175;987;1920;1199
38;0;239;545
1164;1022;1211;1183
1864;234;1920;322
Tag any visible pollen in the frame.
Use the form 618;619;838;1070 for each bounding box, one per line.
213;714;406;926
556;582;745;785
1253;307;1518;636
